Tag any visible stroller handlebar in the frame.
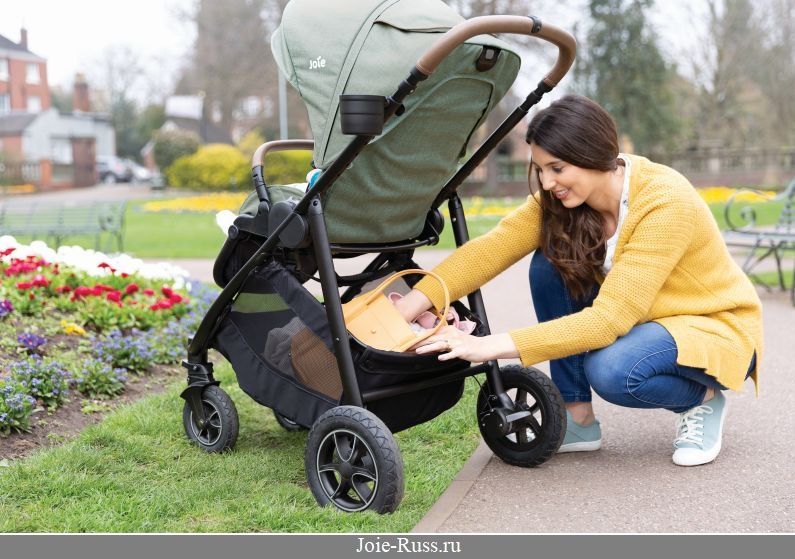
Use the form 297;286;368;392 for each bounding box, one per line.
416;16;576;87
252;140;314;168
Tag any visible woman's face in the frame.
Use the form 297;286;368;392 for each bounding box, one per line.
529;143;604;209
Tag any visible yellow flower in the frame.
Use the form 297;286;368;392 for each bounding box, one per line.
696;186;776;205
60;320;86;336
142;192;248;213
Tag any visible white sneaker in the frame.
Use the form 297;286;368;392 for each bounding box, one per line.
672;391;727;467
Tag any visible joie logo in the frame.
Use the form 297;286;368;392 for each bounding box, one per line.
309;56;326;70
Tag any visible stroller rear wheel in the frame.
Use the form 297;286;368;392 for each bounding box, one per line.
305;406;404;514
273;410;307;432
182;385;239;453
477;365;565;467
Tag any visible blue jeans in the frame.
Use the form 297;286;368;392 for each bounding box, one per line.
529;251;754;414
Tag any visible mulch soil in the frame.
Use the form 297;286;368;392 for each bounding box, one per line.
0;363;181;461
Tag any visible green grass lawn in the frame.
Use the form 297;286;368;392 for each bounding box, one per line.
8;198;785;260
0;362;483;532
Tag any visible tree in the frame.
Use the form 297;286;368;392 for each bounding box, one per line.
575;0;681;153
183;0;272;133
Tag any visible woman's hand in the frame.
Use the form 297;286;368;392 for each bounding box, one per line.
412;326;519;363
392;289;433;322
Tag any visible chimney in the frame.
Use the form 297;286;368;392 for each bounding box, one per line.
73;73;91;113
20;28;28;50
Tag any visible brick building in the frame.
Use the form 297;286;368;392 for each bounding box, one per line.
0;29;114;190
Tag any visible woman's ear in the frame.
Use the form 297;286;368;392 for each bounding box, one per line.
528;163;541;195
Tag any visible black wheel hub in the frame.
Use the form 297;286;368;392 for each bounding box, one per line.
316;429;379;512
189;401;223;447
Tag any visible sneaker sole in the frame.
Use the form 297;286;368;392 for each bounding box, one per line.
672;397;728;467
557;439;602;453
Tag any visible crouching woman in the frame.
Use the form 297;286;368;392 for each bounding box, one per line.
395;95;762;467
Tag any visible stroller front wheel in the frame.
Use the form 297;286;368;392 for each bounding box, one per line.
305;406;404;514
182;385;239;453
477;365;566;467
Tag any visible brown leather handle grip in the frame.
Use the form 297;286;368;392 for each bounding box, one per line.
252;140;314;168
416;16;576;87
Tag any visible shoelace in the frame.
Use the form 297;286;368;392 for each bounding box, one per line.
674;405;714;448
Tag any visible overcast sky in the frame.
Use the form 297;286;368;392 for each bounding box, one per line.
1;0;703;102
0;0;195;97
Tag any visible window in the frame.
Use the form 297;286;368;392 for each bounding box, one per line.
50;138;73;164
27;95;41;113
0;59;8;81
26;63;40;84
0;94;10;114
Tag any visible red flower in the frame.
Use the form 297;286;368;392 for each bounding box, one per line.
28;292;35;300
143;288;155;296
71;286;92;301
125;284;140;295
91;286;104;296
168;293;183;304
0;247;15;257
161;286;174;298
97;262;117;274
121;273;129;278
106;291;122;303
16;281;33;290
150;299;174;311
56;285;73;294
32;274;50;288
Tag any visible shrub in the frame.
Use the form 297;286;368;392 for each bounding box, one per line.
94;329;156;372
263;151;313;185
236;129;266;159
165;144;251;191
73;359;127;398
152;129;200;172
0;379;37;435
10;358;71;409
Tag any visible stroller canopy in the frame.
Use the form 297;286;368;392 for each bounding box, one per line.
271;0;521;243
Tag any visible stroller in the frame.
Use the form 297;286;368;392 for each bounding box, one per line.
181;0;576;514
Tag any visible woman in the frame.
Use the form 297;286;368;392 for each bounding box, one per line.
395;95;762;467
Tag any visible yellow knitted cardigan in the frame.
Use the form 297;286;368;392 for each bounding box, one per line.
415;155;762;392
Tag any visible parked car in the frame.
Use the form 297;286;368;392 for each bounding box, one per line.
96;156;134;184
122;159;154;183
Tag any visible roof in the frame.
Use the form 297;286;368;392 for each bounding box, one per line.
0;112;40;136
0;33;45;61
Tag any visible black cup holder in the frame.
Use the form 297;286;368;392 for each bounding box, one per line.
339;94;385;136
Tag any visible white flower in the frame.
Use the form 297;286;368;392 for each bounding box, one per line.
0;237;190;285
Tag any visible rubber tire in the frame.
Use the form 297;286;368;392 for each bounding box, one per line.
182;385;239;453
273;410;307;432
305;406;404;514
477;365;566;467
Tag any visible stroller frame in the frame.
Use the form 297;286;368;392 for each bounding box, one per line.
181;14;576;513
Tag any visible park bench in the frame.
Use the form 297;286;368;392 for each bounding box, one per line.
722;177;795;305
0;200;127;253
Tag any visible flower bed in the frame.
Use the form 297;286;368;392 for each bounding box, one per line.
0;236;215;449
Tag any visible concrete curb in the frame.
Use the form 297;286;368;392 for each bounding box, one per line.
411;441;493;533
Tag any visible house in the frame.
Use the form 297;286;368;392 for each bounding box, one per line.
141;94;233;171
0;29;114;190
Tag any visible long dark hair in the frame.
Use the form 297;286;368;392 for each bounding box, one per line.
526;95;623;300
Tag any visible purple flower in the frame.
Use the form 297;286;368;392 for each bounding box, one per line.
0;299;13;318
17;332;47;352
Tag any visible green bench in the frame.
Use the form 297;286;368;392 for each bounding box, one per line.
723;177;795;305
0;201;127;252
